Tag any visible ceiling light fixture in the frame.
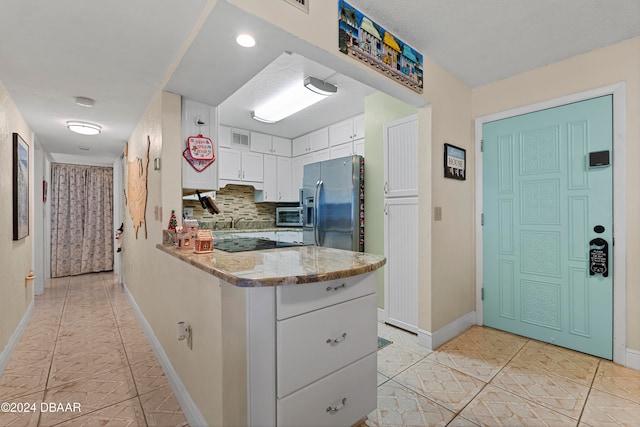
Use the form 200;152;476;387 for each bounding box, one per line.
236;34;256;48
66;121;102;135
75;96;95;107
252;76;337;123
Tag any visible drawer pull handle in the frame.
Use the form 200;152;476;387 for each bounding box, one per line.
326;397;347;414
326;332;347;345
326;283;346;292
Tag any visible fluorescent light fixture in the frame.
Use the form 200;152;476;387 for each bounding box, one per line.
252;77;337;123
236;34;255;48
304;76;338;96
66;121;101;135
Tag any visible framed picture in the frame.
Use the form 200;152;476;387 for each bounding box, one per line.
444;143;466;180
13;133;29;240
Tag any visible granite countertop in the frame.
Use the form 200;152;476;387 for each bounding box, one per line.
156;243;386;287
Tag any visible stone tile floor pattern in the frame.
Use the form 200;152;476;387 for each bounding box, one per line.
3;272;640;426
0;272;187;427
361;323;640;426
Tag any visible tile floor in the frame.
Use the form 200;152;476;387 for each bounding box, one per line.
0;272;187;427
363;322;640;426
2;272;640;426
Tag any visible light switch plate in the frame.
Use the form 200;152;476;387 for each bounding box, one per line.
434;207;442;221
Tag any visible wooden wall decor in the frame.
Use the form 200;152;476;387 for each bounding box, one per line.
127;136;151;239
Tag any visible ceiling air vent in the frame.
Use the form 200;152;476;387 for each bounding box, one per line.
231;129;250;147
283;0;308;13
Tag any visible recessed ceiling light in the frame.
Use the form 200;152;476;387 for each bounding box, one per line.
75;96;95;107
67;121;101;135
236;34;256;48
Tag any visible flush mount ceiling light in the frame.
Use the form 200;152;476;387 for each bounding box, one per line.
252;76;337;123
75;96;95;107
66;121;101;135
236;34;256;48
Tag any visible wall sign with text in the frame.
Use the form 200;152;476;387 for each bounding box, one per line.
444;143;466;180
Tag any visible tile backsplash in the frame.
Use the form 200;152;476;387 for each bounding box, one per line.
183;185;276;229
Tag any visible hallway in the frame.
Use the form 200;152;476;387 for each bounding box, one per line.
0;273;187;426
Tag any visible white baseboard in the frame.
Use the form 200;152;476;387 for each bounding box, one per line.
0;301;34;375
377;308;387;323
122;282;207;427
417;311;476;351
626;348;640;371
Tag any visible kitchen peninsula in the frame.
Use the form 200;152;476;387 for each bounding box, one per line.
157;243;385;427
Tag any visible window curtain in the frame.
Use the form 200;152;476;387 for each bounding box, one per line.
50;163;114;277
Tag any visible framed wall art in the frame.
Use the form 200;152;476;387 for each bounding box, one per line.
13;132;29;240
444;143;466;181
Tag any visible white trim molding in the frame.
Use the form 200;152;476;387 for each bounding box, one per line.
377;307;387;323
417;311;476;350
0;302;34;375
626;349;640;371
474;83;627;365
122;282;207;427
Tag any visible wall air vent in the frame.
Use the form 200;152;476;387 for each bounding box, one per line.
283;0;308;13
231;129;250;147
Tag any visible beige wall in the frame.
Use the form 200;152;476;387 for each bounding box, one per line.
0;81;34;353
472;36;640;351
121;91;224;426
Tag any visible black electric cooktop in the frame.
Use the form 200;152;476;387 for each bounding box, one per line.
214;237;302;253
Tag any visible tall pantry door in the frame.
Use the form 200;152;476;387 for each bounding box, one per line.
384;115;418;332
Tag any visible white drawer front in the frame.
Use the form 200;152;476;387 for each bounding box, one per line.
277;294;377;398
277;352;377;427
276;272;376;320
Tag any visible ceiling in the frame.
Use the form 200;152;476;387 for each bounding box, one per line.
1;0;639;162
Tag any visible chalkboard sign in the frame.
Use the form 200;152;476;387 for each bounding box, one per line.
589;238;608;277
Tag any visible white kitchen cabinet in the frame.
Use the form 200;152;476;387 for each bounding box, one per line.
292;134;309;157
250;132;292;157
383;115;418;333
182;99;219;190
257;154;277;202
330;142;353;159
293;128;328;156
219;125;232;148
291;156;304;194
274;272;377;426
218;147;264;189
309;127;329;152
275;230;302;244
250;131;273;154
355;138;365;157
256;156;297;203
272;136;292;157
276;157;295;202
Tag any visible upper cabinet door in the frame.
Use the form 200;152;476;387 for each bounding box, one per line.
219;125;232;148
353;114;365;140
218;147;242;181
272;136;292;157
329;119;354;146
309;128;329;152
292;134;310;157
251;131;273;154
242;151;264;183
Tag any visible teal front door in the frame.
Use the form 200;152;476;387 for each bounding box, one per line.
482;95;613;359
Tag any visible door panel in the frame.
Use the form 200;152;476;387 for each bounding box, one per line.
483;95;613;359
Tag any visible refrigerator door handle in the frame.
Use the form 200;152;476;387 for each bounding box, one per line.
314;180;323;246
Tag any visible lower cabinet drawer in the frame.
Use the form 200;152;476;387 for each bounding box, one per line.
277;352;377;427
277;293;377;398
277;271;376;320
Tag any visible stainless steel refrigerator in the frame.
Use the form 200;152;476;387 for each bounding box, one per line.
301;155;364;251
